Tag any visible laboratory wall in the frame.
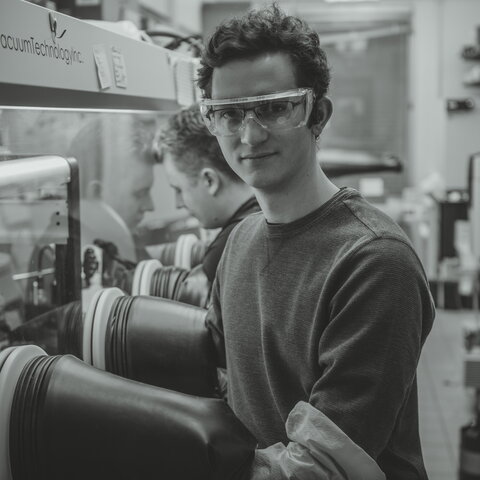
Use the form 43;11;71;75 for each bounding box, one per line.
174;0;480;193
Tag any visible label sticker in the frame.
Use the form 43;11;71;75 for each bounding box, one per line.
111;47;128;89
93;44;112;90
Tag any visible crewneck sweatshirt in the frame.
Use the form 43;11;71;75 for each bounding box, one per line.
209;187;434;479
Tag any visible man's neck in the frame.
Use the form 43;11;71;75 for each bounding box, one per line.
255;164;339;224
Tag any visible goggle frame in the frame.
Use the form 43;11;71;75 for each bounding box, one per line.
199;88;315;137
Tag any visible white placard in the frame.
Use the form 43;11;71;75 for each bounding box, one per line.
92;44;112;90
111;47;128;89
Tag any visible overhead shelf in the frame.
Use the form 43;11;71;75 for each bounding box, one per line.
0;0;199;111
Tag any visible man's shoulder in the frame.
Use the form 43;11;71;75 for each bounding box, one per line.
222;211;264;252
322;190;420;267
231;210;264;234
340;193;410;244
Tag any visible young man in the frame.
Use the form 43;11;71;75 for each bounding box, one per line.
156;104;259;285
198;5;435;479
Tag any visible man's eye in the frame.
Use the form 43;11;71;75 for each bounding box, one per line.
267;101;290;114
216;109;242;121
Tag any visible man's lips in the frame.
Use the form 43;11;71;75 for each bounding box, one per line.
240;152;276;160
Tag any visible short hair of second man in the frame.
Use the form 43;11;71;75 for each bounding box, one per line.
155;104;242;183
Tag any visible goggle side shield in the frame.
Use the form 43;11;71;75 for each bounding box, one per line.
200;88;314;137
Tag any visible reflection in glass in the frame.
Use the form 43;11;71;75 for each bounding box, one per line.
0;154;80;354
8;301;83;356
0;109;206;356
68;115;157;263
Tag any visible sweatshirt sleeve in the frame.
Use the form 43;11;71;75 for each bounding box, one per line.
249;237;433;479
308;237;434;458
205;269;227;369
204;222;246;370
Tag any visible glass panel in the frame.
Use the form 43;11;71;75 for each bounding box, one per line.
0;154;76;352
0;108;204;354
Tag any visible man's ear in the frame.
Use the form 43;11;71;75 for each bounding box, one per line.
200;167;221;196
311;96;333;138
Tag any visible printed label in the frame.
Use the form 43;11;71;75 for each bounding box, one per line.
111;47;127;89
93;44;111;90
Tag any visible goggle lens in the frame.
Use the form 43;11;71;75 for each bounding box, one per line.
200;89;313;137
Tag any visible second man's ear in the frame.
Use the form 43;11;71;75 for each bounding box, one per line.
200;168;221;196
311;96;333;138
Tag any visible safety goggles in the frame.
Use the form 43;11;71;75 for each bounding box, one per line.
199;88;314;137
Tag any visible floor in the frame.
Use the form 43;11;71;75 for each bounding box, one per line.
418;308;479;479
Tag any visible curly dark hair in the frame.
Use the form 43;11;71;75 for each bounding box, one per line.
155;104;241;182
197;3;330;122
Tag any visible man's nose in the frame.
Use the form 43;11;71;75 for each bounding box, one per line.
240;112;268;146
